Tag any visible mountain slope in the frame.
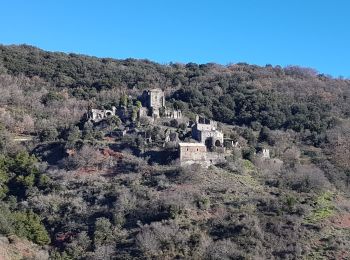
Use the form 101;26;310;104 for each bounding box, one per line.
0;44;349;259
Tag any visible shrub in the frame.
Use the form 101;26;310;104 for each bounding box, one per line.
39;127;59;142
7;151;41;198
93;217;115;247
170;119;179;128
242;147;255;161
206;239;245;260
13;210;50;245
197;196;211;210
282;165;329;193
304;191;335;223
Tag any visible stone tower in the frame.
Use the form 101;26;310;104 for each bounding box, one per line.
145;89;165;117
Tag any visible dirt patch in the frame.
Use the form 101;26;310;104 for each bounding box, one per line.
101;148;123;159
0;235;48;260
330;213;350;228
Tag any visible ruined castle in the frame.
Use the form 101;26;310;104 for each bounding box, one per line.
87;88;182;123
86;89;229;168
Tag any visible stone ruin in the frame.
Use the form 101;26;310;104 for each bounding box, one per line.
177;116;226;167
87;88;182;123
144;88;165;118
162;130;179;149
224;139;241;149
85;90;230;168
87;106;117;123
140;88;182;119
164;109;182;119
192;115;224;148
261;148;270;159
178;142;225;168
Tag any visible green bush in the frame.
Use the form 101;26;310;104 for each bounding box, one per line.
7;151;40;198
13;210;51;245
0;205;50;246
242;147;255;161
39;127;59;142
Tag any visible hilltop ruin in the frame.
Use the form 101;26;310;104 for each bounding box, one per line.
85;88;269;168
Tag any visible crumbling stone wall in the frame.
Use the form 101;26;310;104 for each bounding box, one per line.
200;130;224;147
164;109;182;119
205;152;226;165
88;107;116;123
192;116;224;147
262;148;270;158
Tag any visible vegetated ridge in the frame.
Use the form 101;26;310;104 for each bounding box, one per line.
0;44;350;259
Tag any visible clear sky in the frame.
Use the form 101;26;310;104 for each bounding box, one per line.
0;0;349;78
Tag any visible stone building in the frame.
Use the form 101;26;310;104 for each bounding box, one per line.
146;89;165;109
141;88;182;119
87;107;116;123
192;116;224;148
144;89;166;118
178;142;226;167
178;143;207;166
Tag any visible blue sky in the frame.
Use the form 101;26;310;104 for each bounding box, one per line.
0;0;349;77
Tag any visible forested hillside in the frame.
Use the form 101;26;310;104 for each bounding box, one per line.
0;44;350;259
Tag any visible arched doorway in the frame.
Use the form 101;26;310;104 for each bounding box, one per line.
215;140;221;147
205;138;212;148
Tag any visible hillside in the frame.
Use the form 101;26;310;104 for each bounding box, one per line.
0;44;350;259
